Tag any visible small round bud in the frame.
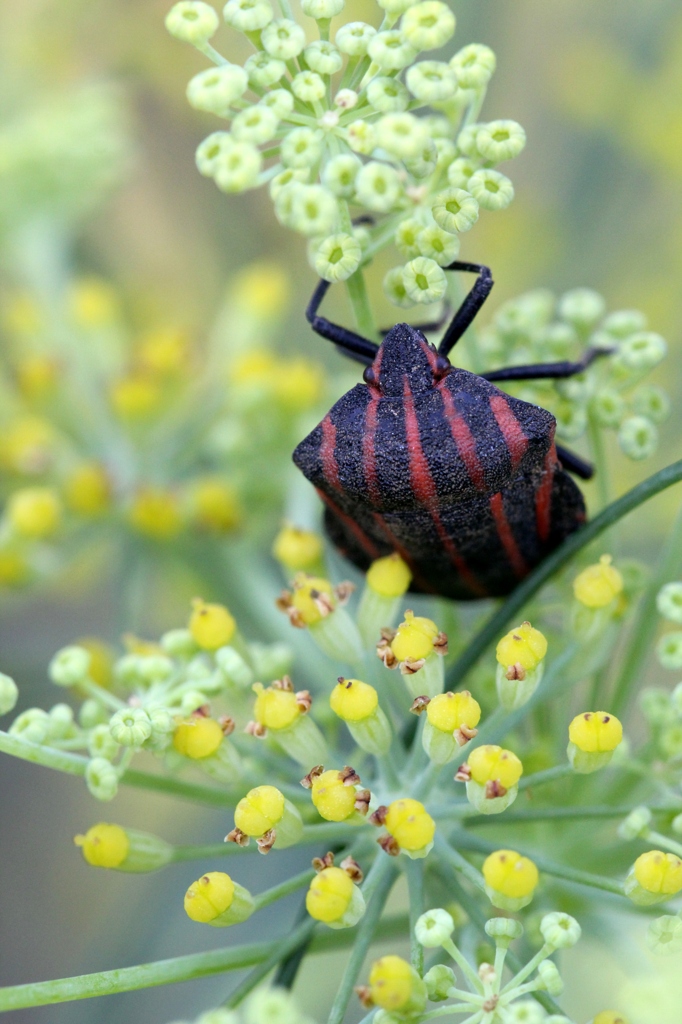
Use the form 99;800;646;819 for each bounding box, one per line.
384;797;435;856
346;119;376;155
568;710;622;773
368;956;426;1014
334;88;358;110
189;599;236;650
377;0;420;12
290;185;338;237
403;257;447;304
414;907;454;947
657;582;682;624
537;959;564;996
301;0;344;18
234;784;286;834
423;964;455;1002
603;309;647;338
406;60;457;102
0;673;19;716
556;288;605;330
469;744;523;789
314;234;362;283
450;44;496;88
85;757;119;801
261;88;294;118
311;769;358;821
391;611;440;662
591;387;625;428
618;415;658;461
367;554;412;598
632;385;670;424
305;40;342;75
245;51;286;88
184;871;254;926
383;266;413;308
65;462;111;516
174;716;224;759
416;226;459;266
261;17;305;59
329;678;378;722
74;823;129;868
273;525;324;572
467;168;514;211
402;2;456;51
232;105;278;144
49;645;91;687
447;157;477;189
281;128;324;169
186;65;248;113
592;1014;629;1024
573;555;623;608
476;120;526;163
9;708;49;744
616;331;667;371
222;0;273;33
376;113;429;160
355;161;402;213
395;218;423;258
244;990;301;1024
110;707;153;747
483;849;539;910
367;77;409;113
504;1003;545;1024
432;188;479;234
336;22;376;56
540;912;581;949
457;122;485;158
214;141;262;192
632;850;682;899
367;30;418;71
306;866;365;928
321;154;361;198
646;914;682;955
288;574;336;626
496;622;547;671
252;682;300;730
657;631;682;670
166;2;219;43
617;806;652;841
426;691;481;735
7;487;61;538
291;70;326;104
485;916;524;946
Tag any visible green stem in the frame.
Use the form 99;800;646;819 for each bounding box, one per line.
327;858;398;1024
465;803;677;825
346;269;377;341
446;459;682;686
587;411;610;511
309;914;409;954
644;829;682;859
172;843;250;861
434;834;486;895
224;920;316;1009
405;858;425;974
253;869;315;911
517;763;573;791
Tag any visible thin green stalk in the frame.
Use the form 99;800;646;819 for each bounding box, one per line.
327;857;398;1024
405;858;425;974
446;459;682;686
587;412;611;511
645;829;682;859
518;763;573;791
172;842;250;861
434;834;486;895
464;803;673;825
254;869;315;911
309;914;410;954
345;269;377;341
224;920;317;1009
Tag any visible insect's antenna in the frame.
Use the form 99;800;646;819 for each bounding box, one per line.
437;262;494;358
306;278;379;366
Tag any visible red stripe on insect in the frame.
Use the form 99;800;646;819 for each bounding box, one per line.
535;444;558;543
370;511;434;594
490;395;528;470
489;492;528;579
315;487;382;561
363;349;383;506
320;414;340;490
403;376;487;597
439;385;486;491
419;339;439;372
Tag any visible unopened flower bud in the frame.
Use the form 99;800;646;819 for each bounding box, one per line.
414;908;454;947
223;0;273;32
110;707;152;747
166;2;219;44
300;0;344;18
49;645;91;687
625;850;682;906
306;866;365;929
75;823;173;872
495;622;547;711
261;16;305;59
251;682;328;766
232;785;303;850
355;162;402;214
483;849;539;911
467;168;514;211
245;51;286;89
187;66;248;114
367;30;418;72
591;1014;629;1024
174;715;225;759
485;916;524;947
618;416;658;461
160;628;197;658
423;964;455;1002
311;769;364;822
367;955;427;1014
567;710;622;773
314;234;362;283
189;599;236;650
573;556;623;608
617;806;652;841
422;690;481;764
7;487;62;538
357;554;412;648
382;798;435;859
0;673;19;716
9;708;50;744
462;744;523;814
336;21;375;56
85;757;119;801
273;524;324;573
432;188;479;234
450;44;496;88
536;959;564;996
329;678;392;755
539;912;581;949
401;1;456;51
184;871;255;926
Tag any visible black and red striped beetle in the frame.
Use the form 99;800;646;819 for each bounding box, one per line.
293;262;606;600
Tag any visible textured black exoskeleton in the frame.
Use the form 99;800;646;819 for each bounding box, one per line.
293;262;606;600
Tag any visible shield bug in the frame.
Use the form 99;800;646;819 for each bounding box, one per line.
293;261;607;600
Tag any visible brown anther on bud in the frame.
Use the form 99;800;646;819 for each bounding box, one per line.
193;704;211;718
225;827;250;847
341;856;364;883
300;765;325;789
334;581;355;605
338;676;352;688
455;763;472;782
339;765;361;787
245;720;266;738
410;695;431;715
400;657;426;675
218;715;235;736
378;834;401;856
309;588;335;618
454;725;478;746
354;789;371;816
276;591;307;629
256;828;277;854
312;851;336;872
376;636;398;669
295;689;312;713
355;986;374;1009
482;994;499;1013
485;780;508;799
273;675;294;692
369;805;388;827
505;662;526;681
434;632;449;656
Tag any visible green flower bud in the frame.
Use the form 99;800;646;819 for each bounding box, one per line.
383;266;414;308
292;71;326;104
49;645;91;687
334;88;358;110
555;400;587;441
314;233;362;282
270;169;308;203
376;113;429;160
618;415;657;461
405;139;439;178
403;257;447;304
658;582;682;623
632;385;670;424
416;225;460;266
355;161;402;213
261;17;306;59
222;0;273;33
110;707;153;746
215;646;253;688
395;217;424;258
281;127;324;168
447;156;478;189
466;778;518;816
367;76;410;113
616;331;667;371
0;672;19;716
187;66;248;113
539;912;581;949
617;806;652;841
336;21;376;56
540;321;576;357
602;308;647;338
505;1000;545;1023
406;60;457;102
88;723;120;761
166;2;220;44
245;51;286;88
232;105;278;144
301;0;344;18
476;119;527;163
305;40;342;75
647;914;682;955
485;916;524;947
496;662;544;712
261;88;295;117
138;656;174;684
9;708;50;744
322;154;360;197
415;907;454;947
591;387;625;428
244;988;304;1024
556;288;605;331
401;2;456;52
537;959;564;996
457;121;485;158
467;168;514;211
432;188;479;233
79;699;108;729
347;120;376;155
214;142;262;192
367;30;418;71
160;628;198;658
450;43;496;88
423;964;456;1002
289;184;338;236
86;757;119;801
46;703;76;741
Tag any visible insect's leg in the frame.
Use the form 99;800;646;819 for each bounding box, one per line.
380;302;452;337
306;279;379;366
437;261;494;357
482;346;613;382
555;445;594;480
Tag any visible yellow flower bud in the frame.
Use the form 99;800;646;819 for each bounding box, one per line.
496;622;547;671
7;487;62;538
366;553;412;598
183;871;254;926
468;745;523;789
65;463;111;517
188;599;236;650
593;1013;629;1024
252;682;300;731
129;488;182;539
483;849;539;899
569;711;622;753
306;866;354;923
111;375;161;420
69;278;119;327
329;678;378;722
426;691;481;735
573;555;623;608
311;770;358;822
290;574;336;626
273;524;324;572
16;355;58;400
391;611;439;662
274;359;324;411
369;955;417;1011
234;785;285;836
74;823;129;868
634;851;682;896
137;328;188;375
173;716;224;759
385;798;435;854
188;478;241;533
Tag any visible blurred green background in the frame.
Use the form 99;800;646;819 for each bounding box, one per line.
2;0;682;1021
